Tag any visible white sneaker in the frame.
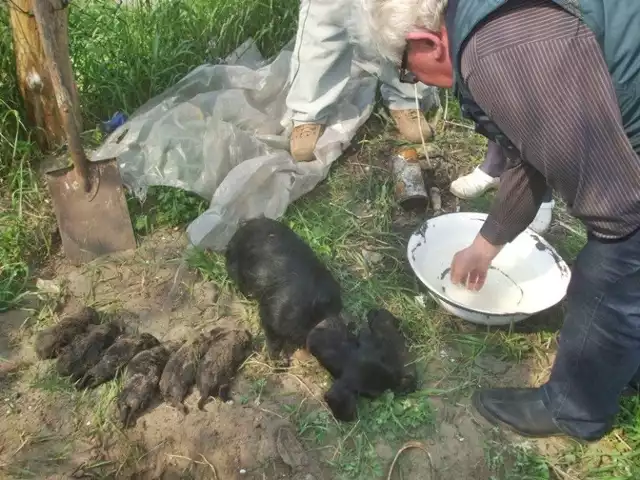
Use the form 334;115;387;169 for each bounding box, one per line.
528;200;555;234
450;167;500;199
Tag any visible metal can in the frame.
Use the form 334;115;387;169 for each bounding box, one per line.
390;147;428;210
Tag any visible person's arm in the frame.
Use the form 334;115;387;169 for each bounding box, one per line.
480;160;549;245
459;18;554;246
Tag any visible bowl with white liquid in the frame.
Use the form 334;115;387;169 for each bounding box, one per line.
407;212;571;326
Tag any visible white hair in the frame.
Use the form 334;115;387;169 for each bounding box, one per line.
348;0;448;64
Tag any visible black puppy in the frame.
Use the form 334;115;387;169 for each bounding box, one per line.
363;308;417;394
117;344;172;428
225;217;343;362
306;315;358;379
324;308;417;422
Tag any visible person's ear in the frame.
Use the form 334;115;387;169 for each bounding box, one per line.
406;29;445;60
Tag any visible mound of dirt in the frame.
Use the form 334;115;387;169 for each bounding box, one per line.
121;397;326;480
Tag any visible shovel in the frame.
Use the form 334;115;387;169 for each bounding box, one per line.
33;0;136;265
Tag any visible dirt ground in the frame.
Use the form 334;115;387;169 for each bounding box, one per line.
0;229;515;480
0;146;564;479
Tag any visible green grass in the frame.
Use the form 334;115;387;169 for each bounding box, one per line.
282;389;435;479
127;186;208;236
67;0;298;122
486;439;550;480
0;104;53;312
1;8;45;311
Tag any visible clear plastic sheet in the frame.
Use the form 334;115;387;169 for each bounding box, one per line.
91;39;439;251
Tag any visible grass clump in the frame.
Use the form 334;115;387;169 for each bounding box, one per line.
68;0;298;122
564;395;640;480
0;105;53;312
486;440;550;480
127;186;209;236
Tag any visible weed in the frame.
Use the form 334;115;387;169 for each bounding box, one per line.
186;247;230;288
358;390;435;440
284;393;431;480
486;439;550;480
568;395;640;480
0;108;53;312
29;363;78;395
333;436;384;480
84;377;123;436
239;377;268;405
127;186;208;236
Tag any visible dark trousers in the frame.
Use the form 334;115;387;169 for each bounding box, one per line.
542;227;640;440
481;141;554;203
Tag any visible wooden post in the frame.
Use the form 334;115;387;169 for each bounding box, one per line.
33;0;90;191
8;0;82;151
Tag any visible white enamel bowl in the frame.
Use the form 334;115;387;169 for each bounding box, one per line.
407;212;571;326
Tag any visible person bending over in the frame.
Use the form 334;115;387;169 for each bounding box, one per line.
351;0;640;443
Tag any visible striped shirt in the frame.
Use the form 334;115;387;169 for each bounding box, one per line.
460;0;640;245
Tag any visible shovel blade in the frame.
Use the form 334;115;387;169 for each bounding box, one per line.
45;159;136;265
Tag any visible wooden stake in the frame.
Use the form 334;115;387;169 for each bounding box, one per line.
32;0;90;191
8;0;82;151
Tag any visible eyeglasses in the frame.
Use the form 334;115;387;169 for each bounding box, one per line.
399;42;418;84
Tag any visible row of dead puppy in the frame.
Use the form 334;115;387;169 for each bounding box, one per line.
34;307;252;427
32;215;416;426
225;217;417;421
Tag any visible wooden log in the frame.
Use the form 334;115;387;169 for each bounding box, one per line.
8;0;82;150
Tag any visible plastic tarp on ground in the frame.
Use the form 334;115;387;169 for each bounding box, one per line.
91;39;439;251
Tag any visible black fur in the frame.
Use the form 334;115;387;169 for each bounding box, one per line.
364;308;417;394
322;309;417;422
196;328;253;410
306;315;357;379
78;333;161;389
56;322;121;381
324;379;359;422
117;344;172;428
225;217;343;361
34;307;100;360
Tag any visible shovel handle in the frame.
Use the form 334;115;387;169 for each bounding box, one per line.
32;0;91;192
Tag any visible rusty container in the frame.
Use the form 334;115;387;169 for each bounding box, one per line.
390;147;428;210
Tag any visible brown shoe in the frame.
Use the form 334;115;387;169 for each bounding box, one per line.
290;123;324;162
389;109;434;143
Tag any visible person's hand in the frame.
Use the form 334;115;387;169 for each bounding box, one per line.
450;234;503;291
